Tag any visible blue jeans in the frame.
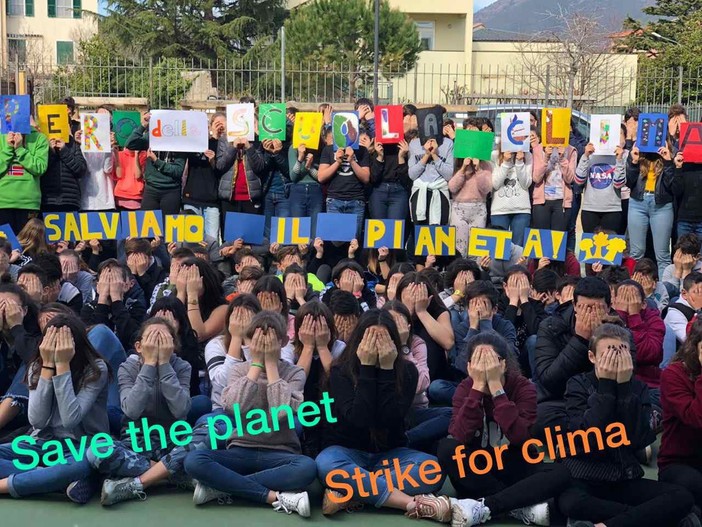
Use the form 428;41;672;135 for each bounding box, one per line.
326;198;366;240
315;445;444;507
263;190;291;239
427;379;459;406
0;441;92;498
677;220;702;239
88;324;127;410
406;406;453;451
369;183;409;220
289;183;324;236
490;213;531;247
183;204;221;242
188;395;213;424
628;195;673;280
184;447;317;503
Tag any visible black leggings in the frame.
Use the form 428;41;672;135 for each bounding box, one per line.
437;438;571;516
141;187;181;215
660;463;702;508
581;210;622;233
532;200;569;231
558;477;694;527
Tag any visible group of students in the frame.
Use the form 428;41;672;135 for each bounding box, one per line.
0;98;701;527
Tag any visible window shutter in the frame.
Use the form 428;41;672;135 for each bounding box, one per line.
48;0;56;17
57;41;74;65
72;0;80;18
25;0;34;16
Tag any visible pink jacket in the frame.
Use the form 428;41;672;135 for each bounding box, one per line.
406;335;431;408
448;162;493;203
531;144;577;208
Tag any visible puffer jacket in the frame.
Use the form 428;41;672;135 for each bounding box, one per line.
41;138;86;210
216;136;264;204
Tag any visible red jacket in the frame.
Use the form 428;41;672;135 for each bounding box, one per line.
449;373;536;447
659;362;702;470
616;306;665;388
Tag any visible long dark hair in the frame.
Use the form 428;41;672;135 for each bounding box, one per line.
465;332;521;377
148;296;199;360
382;300;414;346
673;317;702;379
395;272;444;316
28;315;109;392
253;275;289;317
293;300;338;358
181;257;226;319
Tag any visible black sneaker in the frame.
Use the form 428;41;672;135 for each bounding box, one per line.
66;476;99;504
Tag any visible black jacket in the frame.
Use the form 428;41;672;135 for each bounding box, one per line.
626;157;674;205
41;139;86;210
135;260;167;302
564;372;654;482
671;163;702;223
183;137;221;207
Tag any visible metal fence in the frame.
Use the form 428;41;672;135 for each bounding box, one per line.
1;58;702;117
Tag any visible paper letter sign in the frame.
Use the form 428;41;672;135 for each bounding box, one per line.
522;229;567;261
292;112;323;150
680;123;702;163
0;95;31;134
637;113;668;153
38;105;70;142
364;219;404;249
590;114;622;156
578;232;627;266
415;226;455;256
81;113;111;153
541;108;571;147
375;105;403;144
258;104;286;141
223;213;265;245
271;217;311;245
454;129;495;160
315;213;356;242
227;103;255;142
500;112;530;153
0;224;21;250
416;106;444;145
149;110;208;153
113;111;141;147
332;112;360;150
467;228;512;261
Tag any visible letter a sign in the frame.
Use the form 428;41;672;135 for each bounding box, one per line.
680;123;702;163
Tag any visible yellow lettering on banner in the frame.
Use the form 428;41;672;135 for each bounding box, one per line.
523;230;543;259
127;213;139;238
415;228;434;255
290;218;309;244
164;215;183;243
44;214;62;242
434;227;455;255
184;216;203;243
393;220;403;249
492;230;512;260
550;231;566;260
366;220;385;247
140;211;163;238
98;213;120;239
276;217;286;244
79;214;101;240
63;213;80;241
468;231;490;258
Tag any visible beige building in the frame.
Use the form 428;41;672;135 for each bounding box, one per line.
0;0;98;67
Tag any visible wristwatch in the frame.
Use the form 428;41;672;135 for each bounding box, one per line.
401;345;411;356
491;388;506;399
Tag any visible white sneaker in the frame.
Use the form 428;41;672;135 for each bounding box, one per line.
273;491;310;518
192;481;232;505
510;502;550;526
451;498;491;527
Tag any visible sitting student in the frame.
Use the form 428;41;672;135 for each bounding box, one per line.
150;247;195;305
557;275;579;306
124;238;167;302
328;289;361;343
275;246;325;293
663;234;702;298
21;254;82;314
58;249;94;306
665;271;702;345
0;316;108;501
323;260;377;312
633;257;670;312
86;318;194;505
308;238;359;284
377;262;415;308
438;333;571;527
222;248;263;298
659;318;702;509
80;259;147;350
316;309;448;520
283;264;318;316
534;276;614;434
226;266;263;302
559;324;697;527
0;240;20;282
185;312;316;517
440;258;482;310
253;275;295;340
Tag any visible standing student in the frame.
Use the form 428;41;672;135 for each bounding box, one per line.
125;112;186;215
260;137;291;239
369;139;411;220
438;333;570;527
316;310;449;521
491;149;533;247
449;158;492;257
672;148;702;238
113;145;146;211
558;324;697;527
41;125;86;213
289;138;324;236
408;135;454;228
80;106;117;212
184;312;316;517
0;316;108;502
531;143;577;231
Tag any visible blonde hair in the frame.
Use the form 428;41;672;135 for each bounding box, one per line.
17;218;49;257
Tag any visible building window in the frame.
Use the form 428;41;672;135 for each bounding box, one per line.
8;39;27;63
56;0;72;17
57;41;74;65
7;0;24;16
416;21;435;51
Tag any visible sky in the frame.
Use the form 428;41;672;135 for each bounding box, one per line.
474;0;498;10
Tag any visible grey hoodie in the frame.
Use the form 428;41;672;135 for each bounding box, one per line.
408;138;455;183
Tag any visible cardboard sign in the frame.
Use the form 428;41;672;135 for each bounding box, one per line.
315;213;357;242
81;113;111;153
223;212;265;245
541;108;571;147
637;113;668;153
454;129;495;160
164;215;205;243
113;111;141;147
0;224;21;250
258;103;286;141
270;217;311;245
0;95;31;134
364;219;405;249
149;110;208;153
44;212;121;242
227;103;255;142
332;112;360;150
578;232;627;266
416;106;444;145
292;112;323;150
415;226;456;256
37;104;70;142
590;114;622;156
680;123;702;163
500;112;530;153
467;228;513;261
522;229;567;261
119;210;164;239
375;105;403;144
